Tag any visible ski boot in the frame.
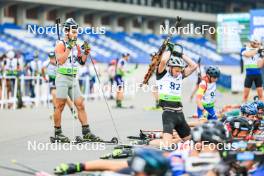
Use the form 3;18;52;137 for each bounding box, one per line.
82;132;104;142
50;133;70;143
100;148;133;159
131;139;150;145
116;100;122;108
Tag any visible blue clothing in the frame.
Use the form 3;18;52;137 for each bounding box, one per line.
197;106;217;120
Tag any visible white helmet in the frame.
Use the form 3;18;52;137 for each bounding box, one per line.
249;35;262;43
6;50;15;59
167;56;185;68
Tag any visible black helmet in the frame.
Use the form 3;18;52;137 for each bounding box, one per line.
191;121;229;144
206;66;220;78
130;148;170;176
207;120;231;141
63;18;78;30
229;116;253;132
48;52;55;58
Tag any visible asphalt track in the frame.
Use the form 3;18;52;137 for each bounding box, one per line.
0;66;251;175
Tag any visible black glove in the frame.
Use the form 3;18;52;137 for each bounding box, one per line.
54;163;85;175
258;48;264;57
77;56;85;65
82;41;91;55
172;51;183;58
66;39;77;50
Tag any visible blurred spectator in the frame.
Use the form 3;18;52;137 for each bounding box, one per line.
25;51;42;98
88;59;100;97
0;53;5;101
107;59;117;99
78;63;89;93
2;50;20;108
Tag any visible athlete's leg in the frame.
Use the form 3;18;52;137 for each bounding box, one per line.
197;106;208;124
255;75;263;101
6;79;11;99
206;107;217;120
149;133;174;147
243;88;250;103
243;75;253;103
115;75;124;107
50;88;56;108
149;111;178;147
74;96;88;125
174;111;191;142
54;98;67;127
256;87;264;101
54;74;70;137
197;106;203;118
70;78;101;139
83;160;128;172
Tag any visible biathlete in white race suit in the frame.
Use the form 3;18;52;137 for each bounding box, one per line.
53;18;102;142
241;35;264;103
196;66;220;122
107;59;117;100
41;52;77;119
114;53;130;108
149;43;198;147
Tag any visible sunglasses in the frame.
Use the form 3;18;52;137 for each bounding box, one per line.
252;41;260;45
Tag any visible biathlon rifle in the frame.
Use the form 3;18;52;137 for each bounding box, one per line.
142;16;182;84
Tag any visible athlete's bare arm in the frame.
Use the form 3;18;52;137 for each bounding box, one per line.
84;160;128;172
81;54;88;63
158;51;170;74
243;49;259;58
41;66;47;81
182;54;197;77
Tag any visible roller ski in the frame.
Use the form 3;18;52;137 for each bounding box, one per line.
127;129;162;140
100;147;134;159
73;133;118;144
112;104;134;109
50;133;71;143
